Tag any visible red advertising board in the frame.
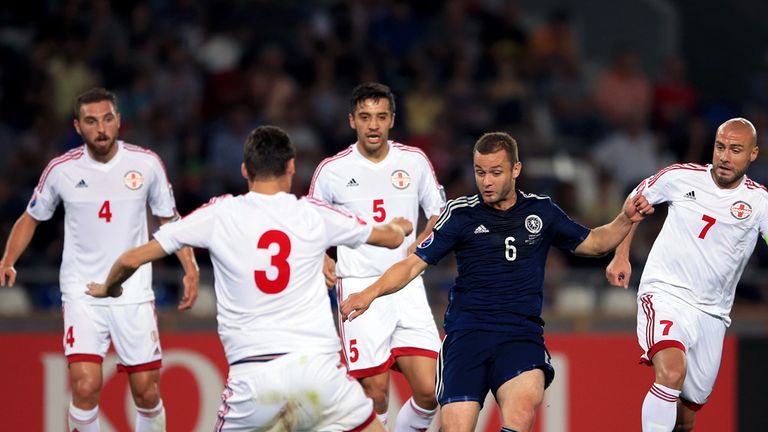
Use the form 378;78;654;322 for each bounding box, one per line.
0;333;735;431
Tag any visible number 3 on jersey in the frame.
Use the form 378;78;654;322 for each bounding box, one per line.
254;230;292;294
98;200;112;222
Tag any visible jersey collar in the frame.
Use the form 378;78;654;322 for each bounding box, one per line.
82;140;125;171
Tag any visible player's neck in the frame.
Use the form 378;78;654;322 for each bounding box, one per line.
248;177;290;195
86;142;119;164
356;142;389;163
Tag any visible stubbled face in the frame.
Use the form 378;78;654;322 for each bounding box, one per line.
349;98;395;158
711;124;758;189
474;149;521;210
74;100;120;160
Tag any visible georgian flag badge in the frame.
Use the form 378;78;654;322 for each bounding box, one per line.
730;201;752;220
391;169;411;189
124;170;144;190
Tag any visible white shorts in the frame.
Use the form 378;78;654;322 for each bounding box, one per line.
62;301;162;372
336;275;440;378
637;290;726;406
213;352;376;431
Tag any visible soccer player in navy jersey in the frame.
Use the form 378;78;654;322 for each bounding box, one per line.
340;131;653;432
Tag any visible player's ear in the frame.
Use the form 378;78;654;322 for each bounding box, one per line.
512;161;522;179
348;113;355;130
73;119;81;135
286;158;296;176
750;145;759;162
241;163;249;180
389;112;396;128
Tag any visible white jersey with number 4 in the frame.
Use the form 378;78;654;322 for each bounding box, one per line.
633;163;768;325
309;141;445;277
153;192;373;364
27;141;176;305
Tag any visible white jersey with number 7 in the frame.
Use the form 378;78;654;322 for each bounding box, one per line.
633;163;768;325
27;141;176;305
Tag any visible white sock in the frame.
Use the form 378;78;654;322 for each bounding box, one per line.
377;410;389;426
642;383;681;432
69;402;100;432
135;400;166;432
394;397;436;432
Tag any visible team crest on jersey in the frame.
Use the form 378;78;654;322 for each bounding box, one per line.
29;192;37;208
391;170;411;189
124;170;144;190
730;201;752;220
418;232;434;249
525;215;543;233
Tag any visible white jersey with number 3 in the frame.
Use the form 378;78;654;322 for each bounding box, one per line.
27;141;176;304
309;141;445;277
153;192;373;364
633;163;768;325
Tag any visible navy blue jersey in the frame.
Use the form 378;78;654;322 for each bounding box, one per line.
415;191;590;337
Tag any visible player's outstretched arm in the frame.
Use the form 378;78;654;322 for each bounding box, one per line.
0;212;41;287
575;194;653;257
367;216;414;248
323;254;337;290
340;254;428;322
606;223;637;289
86;240;169;298
158;215;200;310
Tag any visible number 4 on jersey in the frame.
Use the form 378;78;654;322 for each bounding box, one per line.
98;200;112;223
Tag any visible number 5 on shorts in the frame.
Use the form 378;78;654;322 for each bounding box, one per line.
348;339;359;363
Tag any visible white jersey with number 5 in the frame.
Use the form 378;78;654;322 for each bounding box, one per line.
27;141;176;305
309;141;445;277
153;192;373;364
633;163;768;325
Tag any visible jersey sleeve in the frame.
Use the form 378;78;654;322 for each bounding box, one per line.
416;154;446;218
304;197;373;249
146;154;177;218
308;161;334;203
549;200;591;253
414;200;462;265
27;166;62;221
153;195;226;253
631;164;684;205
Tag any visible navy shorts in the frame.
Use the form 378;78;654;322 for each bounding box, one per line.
435;329;554;407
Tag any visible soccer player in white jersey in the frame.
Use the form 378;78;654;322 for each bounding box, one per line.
86;125;411;431
0;88;199;432
606;118;768;431
309;82;445;430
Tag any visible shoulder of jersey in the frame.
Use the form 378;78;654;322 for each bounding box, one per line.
745;176;768;197
645;163;708;187
35;146;86;190
434;194;481;230
315;145;355;170
391;141;432;162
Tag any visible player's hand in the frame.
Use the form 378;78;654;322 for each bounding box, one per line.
178;270;200;310
0;261;17;287
624;194;654;222
85;282;123;298
606;256;632;289
390;217;414;237
340;291;375;322
323;254;337;290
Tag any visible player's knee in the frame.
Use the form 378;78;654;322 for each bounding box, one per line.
71;376;102;401
654;364;685;388
131;383;161;408
411;390;438;410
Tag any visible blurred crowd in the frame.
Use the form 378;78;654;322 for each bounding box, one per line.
1;0;767;314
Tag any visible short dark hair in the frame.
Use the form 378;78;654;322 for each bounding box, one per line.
473;132;519;164
349;82;396;114
74;87;118;119
243;125;296;180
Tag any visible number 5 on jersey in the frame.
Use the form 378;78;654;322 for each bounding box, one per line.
98;200;112;222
